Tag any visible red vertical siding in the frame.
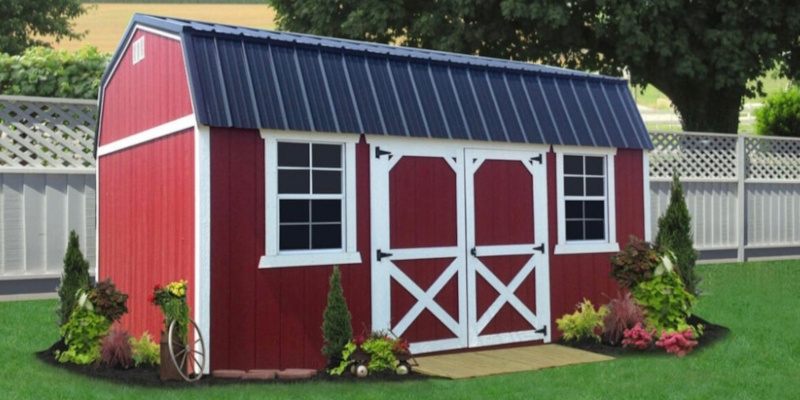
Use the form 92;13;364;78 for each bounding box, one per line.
548;149;645;339
99;30;193;146
209;129;372;370
98;129;195;339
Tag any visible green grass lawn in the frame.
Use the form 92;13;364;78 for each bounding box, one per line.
2;260;799;399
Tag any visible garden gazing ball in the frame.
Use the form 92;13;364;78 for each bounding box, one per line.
355;365;368;378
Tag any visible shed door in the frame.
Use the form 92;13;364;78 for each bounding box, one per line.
371;143;549;354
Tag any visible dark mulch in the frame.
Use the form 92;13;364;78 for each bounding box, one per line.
35;342;429;387
558;315;730;357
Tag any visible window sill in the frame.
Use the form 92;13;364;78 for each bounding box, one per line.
554;242;620;255
259;251;362;269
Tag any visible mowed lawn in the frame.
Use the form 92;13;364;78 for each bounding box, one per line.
2;260;799;399
45;3;277;53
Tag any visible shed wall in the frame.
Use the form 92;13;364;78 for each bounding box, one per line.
208;128;372;371
98;129;195;337
98;30;193;146
548;148;645;332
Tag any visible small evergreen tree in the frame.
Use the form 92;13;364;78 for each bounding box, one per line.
656;172;700;296
56;230;91;327
321;266;352;364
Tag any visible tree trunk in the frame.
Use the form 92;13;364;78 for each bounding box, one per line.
658;79;745;134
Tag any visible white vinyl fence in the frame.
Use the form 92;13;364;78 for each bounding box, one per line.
649;131;800;262
0;95;96;284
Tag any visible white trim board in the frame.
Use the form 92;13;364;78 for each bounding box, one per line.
194;124;211;375
97;114;195;156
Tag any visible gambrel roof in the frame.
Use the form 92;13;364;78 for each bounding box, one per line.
102;14;652;149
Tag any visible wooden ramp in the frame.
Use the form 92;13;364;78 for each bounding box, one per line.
413;345;613;379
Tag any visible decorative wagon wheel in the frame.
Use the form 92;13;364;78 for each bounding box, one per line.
167;318;206;382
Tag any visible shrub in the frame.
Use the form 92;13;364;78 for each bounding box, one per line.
556;299;609;342
631;254;697;334
100;326;134;369
755;86;800;138
56;230;91;328
622;322;655;350
602;292;646;345
656;328;698;357
87;278;129;323
56;297;111;364
655;171;700;296
129;331;161;367
0;46;109;99
610;236;661;291
329;331;410;375
321;266;353;364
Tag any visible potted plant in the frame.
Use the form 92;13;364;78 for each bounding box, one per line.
150;280;189;381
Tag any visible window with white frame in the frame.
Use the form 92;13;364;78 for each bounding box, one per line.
260;132;361;268
554;147;619;255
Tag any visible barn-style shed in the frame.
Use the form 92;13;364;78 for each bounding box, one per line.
96;14;652;372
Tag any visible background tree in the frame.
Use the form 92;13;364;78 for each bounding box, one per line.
321;266;352;366
0;0;87;56
755;86;800;137
56;230;91;327
656;172;700;296
272;0;800;134
0;46;109;99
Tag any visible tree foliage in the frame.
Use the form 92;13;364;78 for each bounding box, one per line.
755;86;800;137
272;0;800;133
655;172;700;296
321;266;353;363
0;46;109;99
0;0;87;56
56;230;91;327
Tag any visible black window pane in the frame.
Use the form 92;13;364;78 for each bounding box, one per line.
584;200;605;219
585;157;604;176
585;221;606;240
280;200;309;223
566;221;584;241
278;142;309;167
278;170;310;194
313;170;342;194
313;144;342;168
280;225;309;250
564;177;584;196
312;200;341;223
312;224;342;249
586;177;605;196
564;155;583;175
565;201;584;219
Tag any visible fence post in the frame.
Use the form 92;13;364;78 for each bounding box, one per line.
736;135;746;262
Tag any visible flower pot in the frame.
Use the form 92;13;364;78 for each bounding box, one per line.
159;333;184;381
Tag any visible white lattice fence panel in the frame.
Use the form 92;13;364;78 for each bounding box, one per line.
745;136;800;181
0;95;97;169
649;132;738;180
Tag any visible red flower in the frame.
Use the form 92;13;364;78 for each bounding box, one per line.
148;293;157;304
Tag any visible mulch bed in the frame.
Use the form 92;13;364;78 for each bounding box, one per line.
37;315;729;387
558;315;730;357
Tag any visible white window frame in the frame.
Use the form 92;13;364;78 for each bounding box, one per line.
259;131;361;268
553;146;619;255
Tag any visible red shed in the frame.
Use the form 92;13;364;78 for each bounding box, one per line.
96;14;653;372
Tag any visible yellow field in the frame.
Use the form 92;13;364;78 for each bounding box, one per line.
46;3;277;53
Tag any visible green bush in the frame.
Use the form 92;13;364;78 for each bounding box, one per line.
755;86;800;137
321;266;352;363
655;172;700;296
610;236;661;291
87;278;128;323
0;45;109;99
56;230;90;328
631;254;697;335
56;296;111;364
129;332;160;367
556;299;608;342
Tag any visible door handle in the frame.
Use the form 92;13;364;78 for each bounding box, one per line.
376;249;393;262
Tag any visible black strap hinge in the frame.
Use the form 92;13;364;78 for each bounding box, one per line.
530;154;543;164
470;247;477;257
533;243;545;254
535;325;548;336
376;249;393;261
375;146;392;159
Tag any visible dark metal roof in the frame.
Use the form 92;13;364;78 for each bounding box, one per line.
102;14;652;150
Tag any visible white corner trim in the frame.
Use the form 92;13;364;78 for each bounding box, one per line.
193;124;211;375
259;252;362;269
554;242;620;255
97;114;196;156
643;150;652;241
